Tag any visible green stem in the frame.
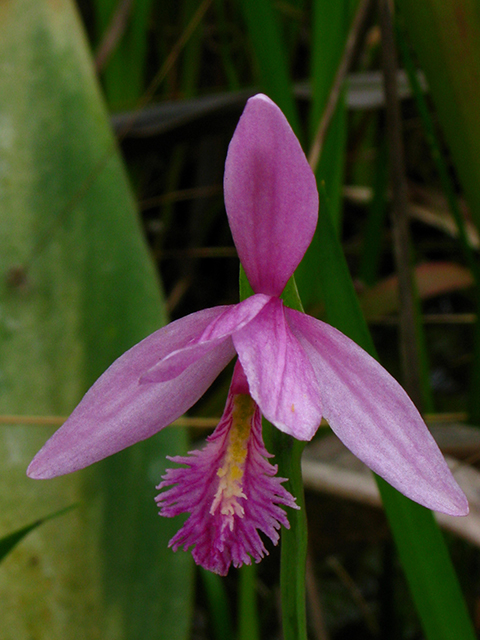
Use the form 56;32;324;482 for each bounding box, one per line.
201;569;234;640
279;437;308;640
240;267;309;640
238;564;260;640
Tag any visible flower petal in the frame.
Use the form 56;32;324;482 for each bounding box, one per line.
233;298;323;439
142;294;270;383
156;366;298;575
224;94;318;297
27;307;235;479
286;309;469;516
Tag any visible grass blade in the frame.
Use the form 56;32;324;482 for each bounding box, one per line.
0;506;76;563
240;0;300;135
315;184;475;640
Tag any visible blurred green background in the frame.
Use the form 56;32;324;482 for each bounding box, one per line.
2;0;480;638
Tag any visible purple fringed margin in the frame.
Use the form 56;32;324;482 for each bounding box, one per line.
156;393;298;576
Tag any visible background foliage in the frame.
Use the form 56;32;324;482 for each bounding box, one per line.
2;0;480;638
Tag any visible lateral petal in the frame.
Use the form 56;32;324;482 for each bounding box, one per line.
142;294;270;383
224;94;318;296
27;307;235;479
286;309;469;517
233;298;323;440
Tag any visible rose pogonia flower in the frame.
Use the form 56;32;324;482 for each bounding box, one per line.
28;94;468;575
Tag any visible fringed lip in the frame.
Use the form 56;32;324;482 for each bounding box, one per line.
156;362;298;575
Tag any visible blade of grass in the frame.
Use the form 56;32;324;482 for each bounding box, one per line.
296;1;353;307
395;0;480;425
395;16;480;423
277;436;308;640
238;564;260;640
213;0;241;90
240;269;308;640
95;0;133;72
200;568;234;640
308;0;370;171
316;183;475;640
240;0;301;136
94;0;154;109
0;505;77;562
395;21;480;284
358;135;389;286
308;0;357;231
395;0;480;233
379;0;426;411
281;0;307;60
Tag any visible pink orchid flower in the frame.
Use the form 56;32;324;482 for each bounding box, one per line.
28;94;468;576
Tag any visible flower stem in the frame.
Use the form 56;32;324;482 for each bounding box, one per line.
278;436;308;640
238;564;260;640
277;275;309;639
240;268;309;639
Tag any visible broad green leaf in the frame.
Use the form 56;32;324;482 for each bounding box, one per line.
0;1;192;638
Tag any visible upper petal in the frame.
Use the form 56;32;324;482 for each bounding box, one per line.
27;307;235;479
224;94;318;296
286;309;469;517
233;297;323;439
142;294;270;383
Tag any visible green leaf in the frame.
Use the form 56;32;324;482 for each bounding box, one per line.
0;1;192;637
0;506;77;563
95;0;154;109
396;0;480;233
377;479;475;640
238;564;260;640
393;12;480;422
240;0;301;137
316;185;475;640
201;569;234;640
358;137;389;286
295;0;351;306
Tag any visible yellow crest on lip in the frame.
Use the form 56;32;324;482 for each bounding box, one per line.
210;394;256;528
